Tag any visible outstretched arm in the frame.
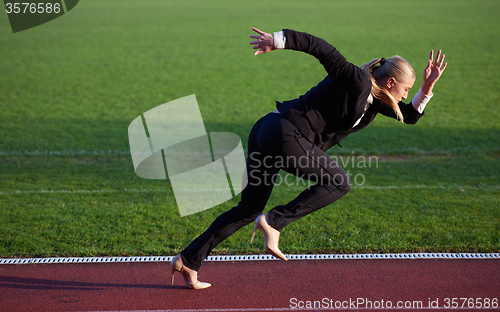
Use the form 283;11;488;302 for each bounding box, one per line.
409;50;448;114
249;27;370;92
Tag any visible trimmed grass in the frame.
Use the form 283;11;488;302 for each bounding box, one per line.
0;0;499;257
0;153;498;257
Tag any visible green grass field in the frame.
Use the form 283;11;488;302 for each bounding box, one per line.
1;0;499;258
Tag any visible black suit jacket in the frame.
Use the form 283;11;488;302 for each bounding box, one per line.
276;29;424;151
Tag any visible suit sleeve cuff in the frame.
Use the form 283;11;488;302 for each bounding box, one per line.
411;87;433;114
273;31;286;49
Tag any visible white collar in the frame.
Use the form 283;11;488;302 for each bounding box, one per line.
352;94;374;128
367;93;373;105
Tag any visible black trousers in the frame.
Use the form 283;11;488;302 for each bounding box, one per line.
181;113;351;271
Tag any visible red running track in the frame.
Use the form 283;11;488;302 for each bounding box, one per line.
1;259;499;312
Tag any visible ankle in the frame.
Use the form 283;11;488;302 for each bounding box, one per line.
265;213;279;231
182;265;198;282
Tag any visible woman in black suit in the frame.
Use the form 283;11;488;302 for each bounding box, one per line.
171;27;447;289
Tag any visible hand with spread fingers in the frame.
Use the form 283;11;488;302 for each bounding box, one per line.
422;50;447;95
249;27;275;55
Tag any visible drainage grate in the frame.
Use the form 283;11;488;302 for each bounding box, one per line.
1;253;499;265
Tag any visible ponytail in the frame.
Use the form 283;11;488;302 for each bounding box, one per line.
360;56;415;122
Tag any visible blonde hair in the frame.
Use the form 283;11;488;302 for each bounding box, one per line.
360;56;415;122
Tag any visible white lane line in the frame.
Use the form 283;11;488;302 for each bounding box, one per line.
1;185;498;196
0;188;172;195
0;150;132;156
1;253;499;265
82;307;500;312
1;147;497;156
